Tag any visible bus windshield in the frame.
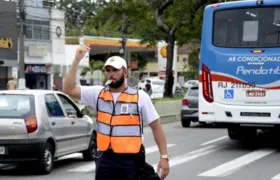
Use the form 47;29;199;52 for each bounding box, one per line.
213;7;280;48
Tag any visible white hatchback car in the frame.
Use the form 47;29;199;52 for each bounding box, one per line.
183;80;199;89
0;89;97;174
138;78;165;99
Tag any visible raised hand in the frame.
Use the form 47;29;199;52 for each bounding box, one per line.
74;45;91;62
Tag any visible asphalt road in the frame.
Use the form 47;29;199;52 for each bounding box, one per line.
2;121;280;180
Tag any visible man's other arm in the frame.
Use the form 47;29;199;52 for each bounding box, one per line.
139;90;168;155
149;120;168;155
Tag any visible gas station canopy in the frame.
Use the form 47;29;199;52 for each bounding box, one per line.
65;36;157;55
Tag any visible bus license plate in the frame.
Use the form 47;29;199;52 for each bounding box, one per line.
0;146;5;155
246;90;266;97
240;112;270;117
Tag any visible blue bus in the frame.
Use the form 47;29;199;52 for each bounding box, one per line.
199;0;280;140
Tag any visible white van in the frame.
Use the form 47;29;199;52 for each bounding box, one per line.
138;77;165;99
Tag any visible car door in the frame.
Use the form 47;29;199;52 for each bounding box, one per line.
56;94;89;151
45;94;74;155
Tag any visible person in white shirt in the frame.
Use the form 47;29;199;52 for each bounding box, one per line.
63;45;170;180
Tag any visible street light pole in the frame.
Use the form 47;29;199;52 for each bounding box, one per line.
120;0;131;84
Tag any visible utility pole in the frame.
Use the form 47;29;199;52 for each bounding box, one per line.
120;0;131;84
18;0;26;89
120;0;127;61
120;28;127;60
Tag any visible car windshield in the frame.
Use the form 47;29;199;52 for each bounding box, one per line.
187;88;198;96
186;80;198;85
0;94;34;118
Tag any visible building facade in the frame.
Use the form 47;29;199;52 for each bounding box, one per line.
51;8;66;91
24;0;53;89
23;0;65;90
0;1;18;90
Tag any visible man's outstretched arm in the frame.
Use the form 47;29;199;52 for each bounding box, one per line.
63;59;81;99
63;45;90;99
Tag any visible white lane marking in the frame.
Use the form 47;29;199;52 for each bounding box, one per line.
68;144;176;172
152;145;227;171
271;172;280;180
198;148;276;177
145;144;176;154
201;136;228;146
0;164;17;169
68;162;96;172
56;153;82;161
188;145;216;155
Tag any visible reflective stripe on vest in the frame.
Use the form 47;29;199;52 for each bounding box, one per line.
96;86;142;154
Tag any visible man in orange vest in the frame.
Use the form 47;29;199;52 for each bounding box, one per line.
63;45;170;180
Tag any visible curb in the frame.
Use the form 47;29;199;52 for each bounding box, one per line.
143;114;180;127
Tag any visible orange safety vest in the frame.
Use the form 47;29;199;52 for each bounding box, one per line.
96;86;142;154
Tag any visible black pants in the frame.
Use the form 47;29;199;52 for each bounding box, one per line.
95;150;140;180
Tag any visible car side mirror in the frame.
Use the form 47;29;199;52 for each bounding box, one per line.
81;108;89;116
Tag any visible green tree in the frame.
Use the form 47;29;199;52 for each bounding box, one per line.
80;60;105;85
83;19;122;37
188;49;200;79
54;0;122;36
89;0;216;97
131;52;148;72
59;0;240;95
54;0;97;35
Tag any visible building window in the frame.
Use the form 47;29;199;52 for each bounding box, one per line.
25;19;50;40
150;72;158;76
